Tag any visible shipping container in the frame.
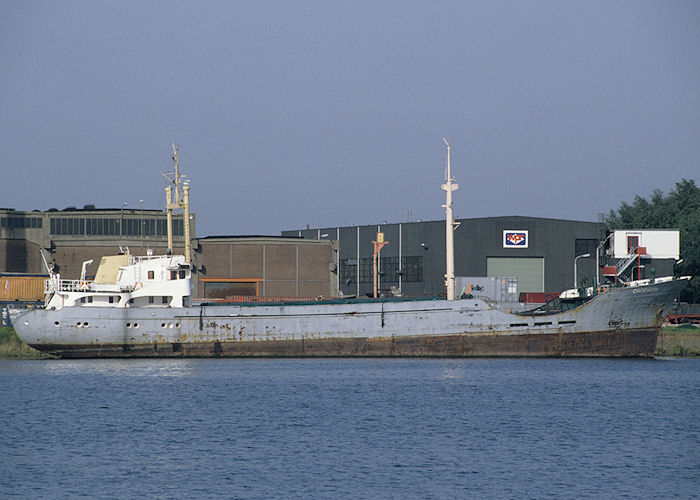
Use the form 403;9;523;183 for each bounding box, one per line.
518;292;561;304
0;274;48;302
456;277;519;302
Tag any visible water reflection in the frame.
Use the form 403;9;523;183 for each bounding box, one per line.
42;358;195;377
441;365;462;379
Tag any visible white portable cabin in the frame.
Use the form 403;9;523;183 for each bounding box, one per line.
610;229;679;259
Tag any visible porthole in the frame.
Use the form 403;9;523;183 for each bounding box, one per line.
161;323;166;328
133;323;139;329
77;322;82;327
126;322;131;328
83;322;89;327
54;321;60;326
24;321;29;326
175;322;180;328
169;323;174;328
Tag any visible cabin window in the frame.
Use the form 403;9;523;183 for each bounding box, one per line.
80;297;86;304
128;298;134;304
88;296;93;303
170;270;177;280
148;271;155;280
162;296;169;304
149;296;154;304
108;296;115;304
179;269;186;279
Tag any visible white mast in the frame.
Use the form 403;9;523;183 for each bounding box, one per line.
441;138;459;300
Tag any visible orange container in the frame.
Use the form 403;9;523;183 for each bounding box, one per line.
0;275;47;302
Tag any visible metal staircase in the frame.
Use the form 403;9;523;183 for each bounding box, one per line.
602;246;647;283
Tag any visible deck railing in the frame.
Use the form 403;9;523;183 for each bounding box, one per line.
45;278;93;294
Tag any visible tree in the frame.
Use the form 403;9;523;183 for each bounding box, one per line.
605;179;699;303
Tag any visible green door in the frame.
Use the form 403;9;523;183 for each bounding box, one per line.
486;257;544;293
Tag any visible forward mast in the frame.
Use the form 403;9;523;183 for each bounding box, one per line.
441;138;459;300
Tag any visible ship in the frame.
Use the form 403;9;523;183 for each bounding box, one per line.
12;144;690;358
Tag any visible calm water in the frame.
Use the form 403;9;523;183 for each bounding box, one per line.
1;358;698;499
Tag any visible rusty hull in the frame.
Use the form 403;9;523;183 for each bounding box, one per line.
16;276;688;359
33;327;659;358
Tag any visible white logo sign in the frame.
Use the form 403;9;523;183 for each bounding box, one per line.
503;230;528;248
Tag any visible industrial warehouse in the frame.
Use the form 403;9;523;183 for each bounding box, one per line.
1;205;680;306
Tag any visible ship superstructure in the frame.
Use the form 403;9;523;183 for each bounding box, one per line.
44;252;191;310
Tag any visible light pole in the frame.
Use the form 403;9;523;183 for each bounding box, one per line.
595;233;613;286
140;200;144;247
120;202;128;236
574;253;591;288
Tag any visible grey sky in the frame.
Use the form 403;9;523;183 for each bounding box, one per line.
2;1;698;237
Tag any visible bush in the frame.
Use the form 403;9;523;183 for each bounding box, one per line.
0;326;49;358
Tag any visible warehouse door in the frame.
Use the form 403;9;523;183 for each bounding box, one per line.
487;257;544;293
